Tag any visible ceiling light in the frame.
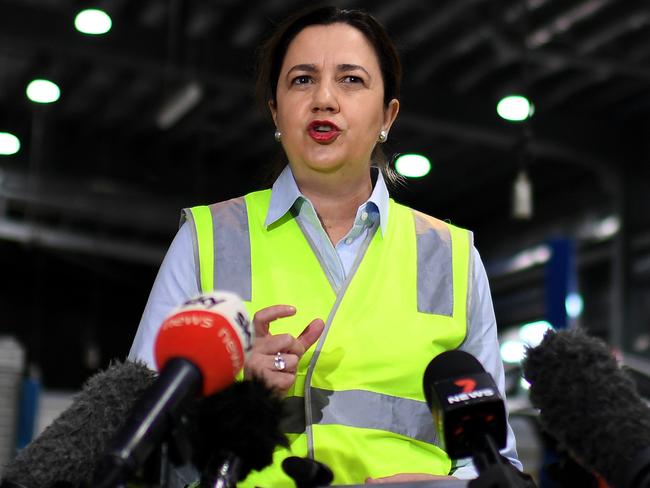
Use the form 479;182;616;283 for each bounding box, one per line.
26;79;61;104
512;170;533;219
497;95;534;122
0;132;21;155
75;9;112;35
519;320;553;347
565;293;584;319
500;340;527;364
593;215;620;240
394;154;431;178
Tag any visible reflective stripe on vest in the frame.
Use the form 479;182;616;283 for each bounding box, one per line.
281;388;440;444
182;197;251;300
182;190;471;486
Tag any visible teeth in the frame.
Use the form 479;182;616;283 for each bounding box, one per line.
314;125;332;132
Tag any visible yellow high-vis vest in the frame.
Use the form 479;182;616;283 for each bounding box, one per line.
183;189;472;486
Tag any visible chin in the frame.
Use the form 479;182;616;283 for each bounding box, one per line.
305;160;345;175
301;150;348;173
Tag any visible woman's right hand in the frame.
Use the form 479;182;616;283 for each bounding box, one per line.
244;304;325;397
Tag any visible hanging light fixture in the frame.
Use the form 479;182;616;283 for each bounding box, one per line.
512;169;533;220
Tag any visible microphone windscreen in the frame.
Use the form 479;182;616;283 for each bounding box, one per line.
154;291;253;396
423;350;485;408
523;328;650;488
2;361;155;488
191;377;288;480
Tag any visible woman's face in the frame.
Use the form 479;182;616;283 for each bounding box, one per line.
270;23;399;179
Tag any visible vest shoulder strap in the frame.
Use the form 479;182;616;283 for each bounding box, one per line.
409;208;473;320
182;196;253;299
181;205;214;293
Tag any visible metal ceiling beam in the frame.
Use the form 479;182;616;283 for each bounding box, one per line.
526;0;612;49
453;2;649;97
0;168;180;234
401;0;486;47
539;72;601;110
397;108;617;183
0;217;166;264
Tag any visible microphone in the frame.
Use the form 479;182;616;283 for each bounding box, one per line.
422;350;535;487
522;328;650;488
423;350;506;464
94;291;254;487
0;361;156;488
192;377;288;487
281;456;334;488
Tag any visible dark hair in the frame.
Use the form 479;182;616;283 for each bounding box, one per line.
256;6;403;185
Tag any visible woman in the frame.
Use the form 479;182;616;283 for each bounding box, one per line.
129;6;521;486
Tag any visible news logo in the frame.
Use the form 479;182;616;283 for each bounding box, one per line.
443;376;497;406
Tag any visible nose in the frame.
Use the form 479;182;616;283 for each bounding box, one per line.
311;80;339;113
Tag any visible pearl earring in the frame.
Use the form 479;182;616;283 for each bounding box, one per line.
378;130;388;143
274;129;282;142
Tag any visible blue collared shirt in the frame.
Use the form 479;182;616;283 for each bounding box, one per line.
128;165;521;479
265;165;388;290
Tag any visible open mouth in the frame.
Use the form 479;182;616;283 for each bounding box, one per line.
307;120;341;143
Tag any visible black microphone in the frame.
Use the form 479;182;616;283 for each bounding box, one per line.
423;350;506;464
282;456;334;488
522;328;650;488
191;377;288;487
0;361;156;488
423;350;535;488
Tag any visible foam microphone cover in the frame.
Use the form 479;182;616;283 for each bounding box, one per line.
1;361;155;488
190;377;288;482
523;328;650;488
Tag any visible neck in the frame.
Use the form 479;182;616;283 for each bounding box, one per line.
292;166;373;244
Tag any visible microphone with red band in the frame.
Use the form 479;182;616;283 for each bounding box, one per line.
154;292;253;395
94;291;253;487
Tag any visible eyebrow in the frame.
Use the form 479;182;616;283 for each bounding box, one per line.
286;63;372;79
338;64;371;79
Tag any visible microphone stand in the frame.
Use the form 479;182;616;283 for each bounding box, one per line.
200;452;243;488
468;435;536;488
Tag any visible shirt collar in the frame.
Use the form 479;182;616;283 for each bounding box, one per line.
265;165;390;236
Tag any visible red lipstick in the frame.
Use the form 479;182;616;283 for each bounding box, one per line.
307;120;341;143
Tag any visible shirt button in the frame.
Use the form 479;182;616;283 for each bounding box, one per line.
361;211;368;221
345;238;353;245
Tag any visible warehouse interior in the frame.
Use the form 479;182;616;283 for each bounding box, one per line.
0;0;649;485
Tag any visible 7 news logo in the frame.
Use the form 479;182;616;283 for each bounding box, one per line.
446;377;495;405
